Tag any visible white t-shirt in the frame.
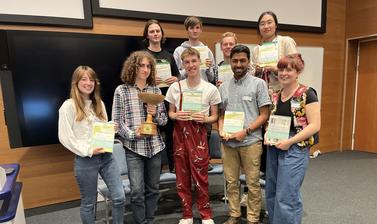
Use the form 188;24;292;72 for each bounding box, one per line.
165;79;221;116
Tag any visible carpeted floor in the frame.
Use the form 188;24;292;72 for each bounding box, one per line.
25;150;377;224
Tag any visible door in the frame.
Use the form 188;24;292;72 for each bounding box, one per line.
354;40;377;153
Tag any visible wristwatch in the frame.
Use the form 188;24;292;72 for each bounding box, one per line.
245;127;252;135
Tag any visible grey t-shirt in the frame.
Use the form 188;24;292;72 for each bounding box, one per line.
219;73;271;148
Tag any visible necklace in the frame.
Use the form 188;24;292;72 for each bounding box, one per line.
281;84;300;102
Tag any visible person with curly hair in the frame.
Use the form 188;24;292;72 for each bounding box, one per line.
112;51;168;224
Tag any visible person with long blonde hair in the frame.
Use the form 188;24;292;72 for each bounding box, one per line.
58;66;125;224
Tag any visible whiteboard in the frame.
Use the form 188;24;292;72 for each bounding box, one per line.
215;43;324;101
0;0;85;19
95;0;326;32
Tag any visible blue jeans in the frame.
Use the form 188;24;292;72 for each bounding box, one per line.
74;153;125;224
126;150;161;224
266;144;309;224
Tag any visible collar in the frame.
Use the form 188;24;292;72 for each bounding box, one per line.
233;72;251;85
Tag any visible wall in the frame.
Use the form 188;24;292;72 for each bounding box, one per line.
342;0;377;148
0;0;347;208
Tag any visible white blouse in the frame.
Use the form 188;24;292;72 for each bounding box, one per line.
58;99;107;157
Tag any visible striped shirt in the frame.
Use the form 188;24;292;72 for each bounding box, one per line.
112;83;167;158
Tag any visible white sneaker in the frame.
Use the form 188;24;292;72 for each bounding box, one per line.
202;219;215;224
179;218;193;224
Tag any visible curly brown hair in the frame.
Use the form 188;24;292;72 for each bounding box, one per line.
120;51;156;86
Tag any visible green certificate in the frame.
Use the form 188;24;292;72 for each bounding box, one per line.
91;122;115;153
182;90;202;112
266;115;291;145
258;42;278;67
156;60;172;88
218;64;233;83
192;46;209;69
223;111;245;134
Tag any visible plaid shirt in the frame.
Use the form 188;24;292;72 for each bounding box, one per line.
112;83;167;158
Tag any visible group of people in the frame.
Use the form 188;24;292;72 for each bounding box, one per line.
58;10;321;224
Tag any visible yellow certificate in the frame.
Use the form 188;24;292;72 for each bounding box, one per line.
258;42;278;67
182;90;203;112
223;111;245;134
192;46;209;69
156;60;172;88
91;122;115;153
218;64;233;83
266;115;291;145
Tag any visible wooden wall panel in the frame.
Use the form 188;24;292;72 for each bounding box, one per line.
0;0;346;208
346;0;377;38
342;40;358;149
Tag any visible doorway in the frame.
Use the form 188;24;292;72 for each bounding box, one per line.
354;39;377;153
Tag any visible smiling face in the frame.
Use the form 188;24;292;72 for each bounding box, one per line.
231;52;250;79
278;64;299;86
182;54;201;78
221;36;237;59
77;72;95;99
187;24;202;41
147;23;162;45
258;14;278;41
136;57;152;82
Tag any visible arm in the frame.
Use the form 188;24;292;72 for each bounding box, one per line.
275;102;321;150
191;104;219;124
229;105;270;141
204;48;215;83
58;102;93;157
173;48;186;80
112;87;137;140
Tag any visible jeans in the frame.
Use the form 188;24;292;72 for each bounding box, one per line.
223;142;262;222
74;153;125;224
126;150;161;224
266;144;310;224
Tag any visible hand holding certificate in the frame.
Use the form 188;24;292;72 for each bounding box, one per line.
258;42;279;67
266;115;291;145
91;122;115;153
222;111;245;137
156;60;172;88
192;46;209;69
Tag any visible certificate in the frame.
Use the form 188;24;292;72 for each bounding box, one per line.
182;90;202;112
192;46;209;69
91;122;115;153
217;64;233;83
266;115;291;145
156;60;172;88
223;111;245;134
258;42;278;67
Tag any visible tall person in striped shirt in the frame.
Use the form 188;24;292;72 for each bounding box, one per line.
112;51;168;224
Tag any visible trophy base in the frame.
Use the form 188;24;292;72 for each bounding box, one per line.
140;122;157;136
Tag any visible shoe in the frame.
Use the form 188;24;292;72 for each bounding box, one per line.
202;219;215;224
223;216;240;224
208;164;214;171
178;218;193;224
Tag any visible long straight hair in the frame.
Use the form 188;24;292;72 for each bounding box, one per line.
70;66;106;121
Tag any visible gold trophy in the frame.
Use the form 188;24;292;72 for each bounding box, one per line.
138;92;165;136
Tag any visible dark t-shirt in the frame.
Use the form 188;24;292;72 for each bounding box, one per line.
275;87;318;131
147;48;179;95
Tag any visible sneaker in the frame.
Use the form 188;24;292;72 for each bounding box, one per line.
179;218;193;224
202;219;215;224
223;216;240;224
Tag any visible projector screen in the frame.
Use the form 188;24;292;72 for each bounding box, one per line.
93;0;326;33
